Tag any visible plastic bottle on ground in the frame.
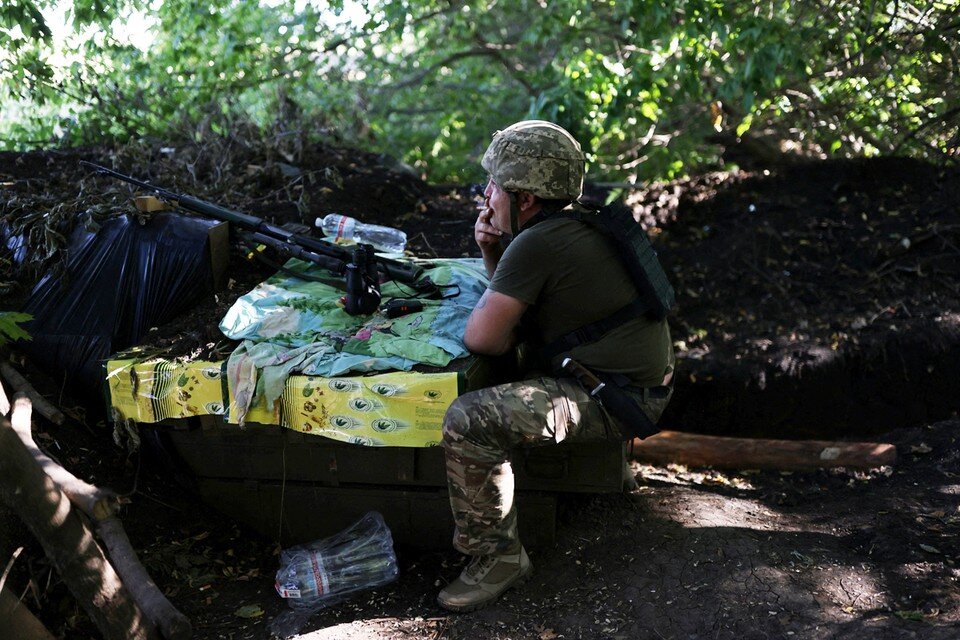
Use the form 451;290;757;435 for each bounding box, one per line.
316;214;407;254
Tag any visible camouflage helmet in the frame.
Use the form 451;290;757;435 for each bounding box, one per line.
481;120;585;201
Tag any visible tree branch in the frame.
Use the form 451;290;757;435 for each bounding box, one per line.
0;361;65;425
0;399;158;640
892;104;960;154
9;396;192;640
473;35;537;95
0;375;8;417
381;47;501;90
0;586;56;640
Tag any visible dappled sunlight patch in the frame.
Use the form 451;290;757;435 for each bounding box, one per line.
292;615;445;639
802;563;889;617
632;461;757;490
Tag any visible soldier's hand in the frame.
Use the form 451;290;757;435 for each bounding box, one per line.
475;199;503;250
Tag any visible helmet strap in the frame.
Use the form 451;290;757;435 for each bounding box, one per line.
515;197;571;235
508;191;521;236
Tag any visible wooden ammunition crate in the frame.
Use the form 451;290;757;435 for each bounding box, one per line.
150;417;623;549
146;355;624;548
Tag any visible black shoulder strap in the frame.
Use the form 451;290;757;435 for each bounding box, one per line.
541;299;648;361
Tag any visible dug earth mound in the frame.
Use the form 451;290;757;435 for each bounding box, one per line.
642;157;960;438
1;145;959;639
2;148;958;437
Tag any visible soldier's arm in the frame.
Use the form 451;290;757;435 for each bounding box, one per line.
463;289;527;356
480;243;504;281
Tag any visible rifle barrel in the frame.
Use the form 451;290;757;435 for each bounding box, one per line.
81;161;426;284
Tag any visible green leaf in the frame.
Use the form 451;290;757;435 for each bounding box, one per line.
0;312;32;345
604;188;625;206
233;604;264;619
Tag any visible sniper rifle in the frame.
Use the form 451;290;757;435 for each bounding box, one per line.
80;161;427;293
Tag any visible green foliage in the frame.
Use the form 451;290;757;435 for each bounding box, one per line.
0;312;32;345
1;1;957;183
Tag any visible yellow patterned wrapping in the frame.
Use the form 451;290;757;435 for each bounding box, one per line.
235;371;458;447
106;358;227;422
106;357;458;447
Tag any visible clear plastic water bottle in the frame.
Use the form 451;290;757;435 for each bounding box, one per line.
274;511;399;612
316;214;407;254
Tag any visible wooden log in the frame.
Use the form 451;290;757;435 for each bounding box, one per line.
0;361;65;425
629;430;897;471
10;396;192;640
96;518;192;640
10;395;120;519
0;411;159;640
0;586;57;640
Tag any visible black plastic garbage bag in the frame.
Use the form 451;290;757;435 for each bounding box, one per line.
19;212;219;393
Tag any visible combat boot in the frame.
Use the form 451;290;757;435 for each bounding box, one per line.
437;547;532;612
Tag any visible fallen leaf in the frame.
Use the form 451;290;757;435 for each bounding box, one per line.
894;610;925;622
234;604;264;619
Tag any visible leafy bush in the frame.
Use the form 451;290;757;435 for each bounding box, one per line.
1;1;957;183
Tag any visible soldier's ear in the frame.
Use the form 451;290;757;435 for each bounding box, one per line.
517;191;539;213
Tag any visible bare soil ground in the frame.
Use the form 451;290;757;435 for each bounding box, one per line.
1;143;959;639
5;414;958;639
295;420;960;640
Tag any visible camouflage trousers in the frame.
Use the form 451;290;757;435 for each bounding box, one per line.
441;376;671;555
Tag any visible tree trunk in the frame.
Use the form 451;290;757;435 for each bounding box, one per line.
0;415;159;640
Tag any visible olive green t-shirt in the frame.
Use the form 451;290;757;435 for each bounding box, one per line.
489;217;674;388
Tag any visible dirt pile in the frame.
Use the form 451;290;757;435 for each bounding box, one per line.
645;158;960;437
2;144;959;639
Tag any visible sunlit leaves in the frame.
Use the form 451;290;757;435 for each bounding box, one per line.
0;1;53;43
0;0;957;181
71;0;126;28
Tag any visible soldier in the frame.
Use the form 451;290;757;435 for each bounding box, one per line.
438;120;675;611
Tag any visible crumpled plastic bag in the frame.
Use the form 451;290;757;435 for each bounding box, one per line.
269;511;399;638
